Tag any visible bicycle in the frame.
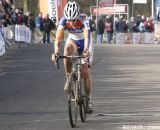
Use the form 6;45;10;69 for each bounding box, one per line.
55;54;89;128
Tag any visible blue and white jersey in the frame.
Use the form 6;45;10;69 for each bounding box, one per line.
58;13;90;40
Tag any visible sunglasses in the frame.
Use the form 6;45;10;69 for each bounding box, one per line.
68;19;77;22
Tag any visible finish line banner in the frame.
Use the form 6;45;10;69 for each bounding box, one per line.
0;31;5;56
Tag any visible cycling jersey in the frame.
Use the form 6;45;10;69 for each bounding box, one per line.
58;13;92;55
59;13;90;41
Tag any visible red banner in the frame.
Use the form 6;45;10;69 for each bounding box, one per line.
99;0;114;7
92;5;126;15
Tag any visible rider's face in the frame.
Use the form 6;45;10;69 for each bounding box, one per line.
69;20;77;25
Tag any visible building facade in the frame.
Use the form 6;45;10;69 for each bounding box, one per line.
15;0;67;20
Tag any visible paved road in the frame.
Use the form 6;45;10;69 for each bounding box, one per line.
1;44;160;130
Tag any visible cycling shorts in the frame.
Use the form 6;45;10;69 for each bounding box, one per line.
67;38;84;54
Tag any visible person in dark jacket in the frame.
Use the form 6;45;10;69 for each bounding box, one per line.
96;16;105;44
41;13;54;44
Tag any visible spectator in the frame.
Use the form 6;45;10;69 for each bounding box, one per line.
117;15;124;32
139;20;145;32
17;10;23;25
157;8;160;21
28;13;36;32
0;1;6;20
35;12;43;29
89;17;96;43
144;17;151;32
96;16;105;44
1;0;12;15
122;19;129;33
11;8;19;24
115;17;119;32
89;17;96;32
149;17;154;32
129;17;137;32
28;13;36;43
144;17;154;33
104;15;113;43
41;13;54;44
128;17;133;32
135;15;141;32
3;13;11;27
23;11;30;26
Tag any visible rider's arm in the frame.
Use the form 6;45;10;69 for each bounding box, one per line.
54;25;65;54
83;15;90;54
83;28;90;52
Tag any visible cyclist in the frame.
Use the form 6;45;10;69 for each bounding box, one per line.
51;1;93;113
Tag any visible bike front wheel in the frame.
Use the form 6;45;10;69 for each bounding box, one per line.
68;72;78;128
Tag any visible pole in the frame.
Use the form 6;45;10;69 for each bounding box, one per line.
90;6;92;20
132;2;134;16
152;0;154;17
96;0;98;44
30;0;31;12
23;0;28;13
113;0;116;43
96;0;98;28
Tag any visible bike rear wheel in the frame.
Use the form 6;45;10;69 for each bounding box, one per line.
68;72;78;128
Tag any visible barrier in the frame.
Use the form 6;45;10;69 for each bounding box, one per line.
116;33;124;44
154;23;160;41
115;33;154;44
5;25;14;40
0;31;5;56
15;25;31;43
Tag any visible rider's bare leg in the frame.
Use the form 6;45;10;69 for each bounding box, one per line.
63;41;77;77
81;63;92;96
81;63;93;113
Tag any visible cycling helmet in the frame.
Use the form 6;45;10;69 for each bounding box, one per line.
64;1;80;20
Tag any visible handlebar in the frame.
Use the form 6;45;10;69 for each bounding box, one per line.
58;55;86;58
54;55;90;69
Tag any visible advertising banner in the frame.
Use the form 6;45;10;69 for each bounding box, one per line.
133;0;147;4
48;0;57;21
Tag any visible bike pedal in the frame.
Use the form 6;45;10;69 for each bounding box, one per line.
76;98;83;104
73;74;78;81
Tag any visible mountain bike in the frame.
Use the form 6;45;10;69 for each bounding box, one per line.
55;55;89;127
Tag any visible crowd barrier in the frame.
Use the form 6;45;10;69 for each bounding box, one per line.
0;25;32;56
115;33;154;44
15;25;31;43
1;23;160;57
111;23;160;44
0;31;5;56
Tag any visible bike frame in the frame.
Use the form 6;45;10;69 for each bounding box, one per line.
55;55;87;127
